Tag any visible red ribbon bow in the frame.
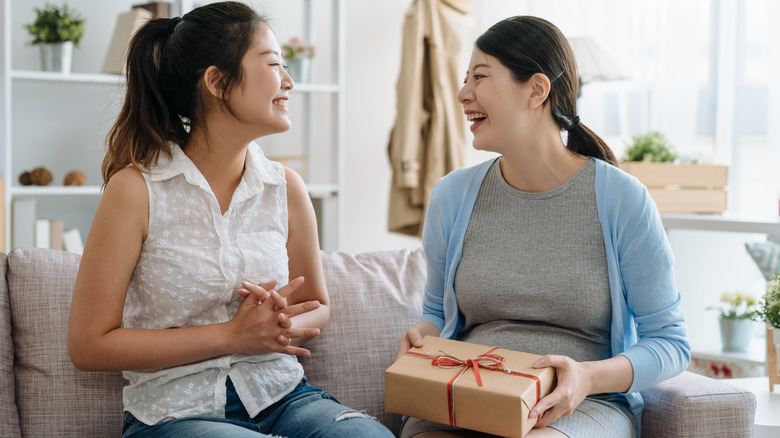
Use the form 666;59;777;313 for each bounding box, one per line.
407;347;541;427
429;349;507;387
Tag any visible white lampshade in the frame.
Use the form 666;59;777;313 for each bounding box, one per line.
568;36;628;84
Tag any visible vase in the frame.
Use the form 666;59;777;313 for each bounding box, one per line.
768;327;780;391
719;318;753;352
773;327;780;369
286;57;311;83
39;41;74;73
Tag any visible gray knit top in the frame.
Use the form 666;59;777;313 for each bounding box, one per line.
455;158;612;363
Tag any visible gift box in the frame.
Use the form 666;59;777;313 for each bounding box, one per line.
385;336;556;438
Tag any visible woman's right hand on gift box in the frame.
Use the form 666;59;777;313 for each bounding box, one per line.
397;321;441;361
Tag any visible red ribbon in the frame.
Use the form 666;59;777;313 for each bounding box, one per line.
407;347;542;427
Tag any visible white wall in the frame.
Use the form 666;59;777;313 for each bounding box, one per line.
340;0;421;254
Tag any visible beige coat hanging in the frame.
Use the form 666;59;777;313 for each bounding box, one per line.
387;0;472;236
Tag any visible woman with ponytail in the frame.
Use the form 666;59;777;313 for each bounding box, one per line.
67;2;392;437
398;16;689;438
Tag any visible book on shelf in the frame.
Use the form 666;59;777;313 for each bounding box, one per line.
33;219;66;250
35;219;51;249
12;198;36;249
102;7;154;74
9;196;72;251
50;220;65;251
0;179;4;251
63;228;84;255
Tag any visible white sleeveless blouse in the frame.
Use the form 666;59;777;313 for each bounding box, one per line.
121;143;303;425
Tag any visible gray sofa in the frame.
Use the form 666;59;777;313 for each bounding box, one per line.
1;247;757;437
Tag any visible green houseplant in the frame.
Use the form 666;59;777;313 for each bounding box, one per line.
622;131;678;163
707;291;758;352
24;3;86;73
753;274;780;380
753;274;780;329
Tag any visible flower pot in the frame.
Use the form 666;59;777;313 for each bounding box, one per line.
768;327;780;390
39;41;74;73
286;58;311;83
719;318;753;352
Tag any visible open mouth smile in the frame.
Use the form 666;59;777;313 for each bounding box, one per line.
467;112;487;130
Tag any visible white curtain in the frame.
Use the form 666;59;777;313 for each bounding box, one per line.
472;0;780;217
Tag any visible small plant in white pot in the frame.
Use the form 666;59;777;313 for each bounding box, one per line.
24;3;86;73
753;274;780;336
752;274;780;388
282;36;315;83
707;290;758;352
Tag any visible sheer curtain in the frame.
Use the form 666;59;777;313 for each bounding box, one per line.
472;0;780;218
733;0;780;217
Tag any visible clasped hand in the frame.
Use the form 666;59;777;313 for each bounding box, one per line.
232;276;321;357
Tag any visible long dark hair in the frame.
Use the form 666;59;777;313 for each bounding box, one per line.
103;1;268;184
475;16;617;166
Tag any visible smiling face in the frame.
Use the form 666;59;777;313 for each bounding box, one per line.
225;24;294;137
457;48;535;154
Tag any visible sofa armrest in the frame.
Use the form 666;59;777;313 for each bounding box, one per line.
640;371;756;437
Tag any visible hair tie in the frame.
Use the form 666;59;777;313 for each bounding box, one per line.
167;17;181;35
568;115;580;131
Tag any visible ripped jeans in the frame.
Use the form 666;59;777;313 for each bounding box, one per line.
122;377;394;438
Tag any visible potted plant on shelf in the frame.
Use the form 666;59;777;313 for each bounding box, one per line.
622;131;679;163
753;274;780;341
282;36;316;83
620;131;728;214
24;3;86;73
752;274;780;389
707;290;758;352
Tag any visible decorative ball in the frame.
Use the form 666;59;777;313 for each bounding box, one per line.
29;167;53;186
18;171;33;186
64;170;86;186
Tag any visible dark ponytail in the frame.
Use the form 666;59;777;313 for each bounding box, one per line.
475;16;617;166
103;2;267;184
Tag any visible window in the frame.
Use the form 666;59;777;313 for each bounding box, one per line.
474;0;780;217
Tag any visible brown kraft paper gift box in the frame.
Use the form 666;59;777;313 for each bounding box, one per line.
385;336;556;438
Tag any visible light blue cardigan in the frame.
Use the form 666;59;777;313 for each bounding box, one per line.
416;157;690;431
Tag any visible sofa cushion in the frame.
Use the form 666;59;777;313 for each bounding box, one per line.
744;239;780;280
299;248;426;434
640;370;756;438
7;248;125;437
0;252;22;438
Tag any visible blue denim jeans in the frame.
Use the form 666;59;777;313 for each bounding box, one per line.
122;377;394;438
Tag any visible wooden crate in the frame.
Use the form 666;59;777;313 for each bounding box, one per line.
620;162;728;214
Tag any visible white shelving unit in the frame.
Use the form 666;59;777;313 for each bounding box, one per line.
661;213;780;235
2;0;345;251
661;213;779;376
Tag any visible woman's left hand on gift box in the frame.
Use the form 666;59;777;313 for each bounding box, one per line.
527;354;591;428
